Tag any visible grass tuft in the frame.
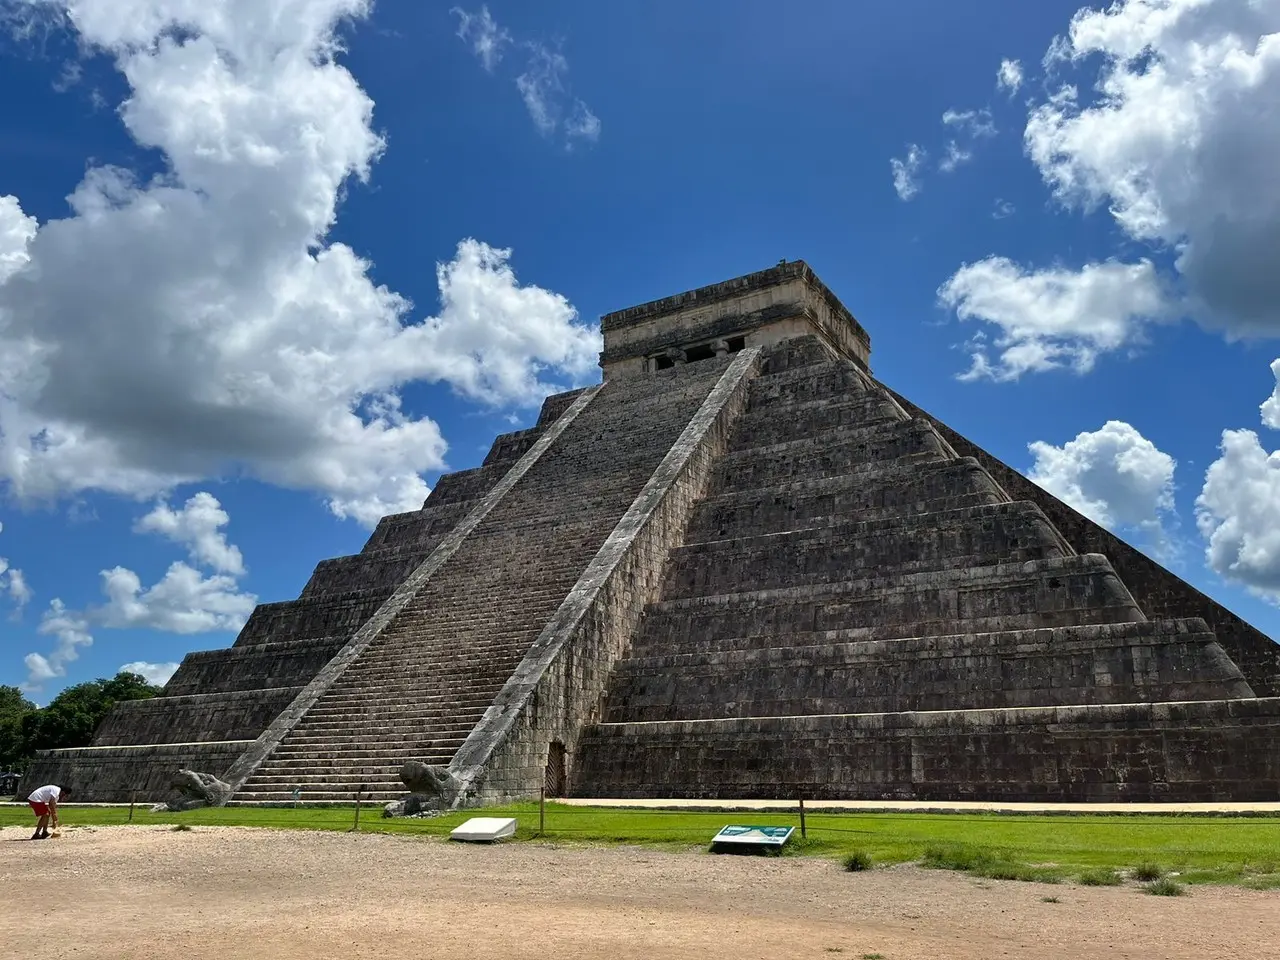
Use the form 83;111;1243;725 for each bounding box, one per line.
171;824;193;833
1131;862;1164;882
1040;896;1060;903
843;850;873;872
1076;868;1123;887
921;844;1061;884
861;954;885;960
1144;878;1185;897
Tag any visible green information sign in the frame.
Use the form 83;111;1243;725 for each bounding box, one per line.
711;825;795;848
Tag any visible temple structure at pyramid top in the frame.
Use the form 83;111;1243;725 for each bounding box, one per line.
599;260;872;377
29;260;1280;808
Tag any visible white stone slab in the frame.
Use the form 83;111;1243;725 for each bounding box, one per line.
450;817;517;843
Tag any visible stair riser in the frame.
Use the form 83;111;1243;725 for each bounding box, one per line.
605;630;1249;720
731;397;901;448
643;564;1143;646
715;427;948;492
686;459;1007;542
664;505;1068;598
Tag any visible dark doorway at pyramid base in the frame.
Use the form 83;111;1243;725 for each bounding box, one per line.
545;741;567;799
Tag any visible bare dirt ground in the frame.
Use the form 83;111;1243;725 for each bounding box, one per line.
1;825;1276;960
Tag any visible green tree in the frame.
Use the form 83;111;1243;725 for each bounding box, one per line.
0;685;36;772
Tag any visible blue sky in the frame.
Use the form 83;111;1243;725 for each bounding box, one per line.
1;0;1278;700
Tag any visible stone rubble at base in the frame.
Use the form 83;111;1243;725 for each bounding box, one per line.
26;261;1280;808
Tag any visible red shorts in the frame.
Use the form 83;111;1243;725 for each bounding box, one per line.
28;801;50;816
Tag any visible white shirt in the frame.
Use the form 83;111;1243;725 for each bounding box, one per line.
28;784;61;804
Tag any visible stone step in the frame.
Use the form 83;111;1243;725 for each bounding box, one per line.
755;334;835;374
663;501;1069;598
686;457;1007;543
320;672;518;695
253;757;405;772
261;748;460;765
570;697;1280;803
604;618;1252;721
271;737;476;752
283;719;480;737
248;770;403;785
234;593;392;646
278;727;478;744
427;461;513;504
300;692;497;712
247;770;404;785
231;788;407;803
746;358;875;408
717;417;945;486
729;394;903;449
332;657;526;682
258;747;458;765
259;752;460;768
360;501;474;552
640;554;1144;646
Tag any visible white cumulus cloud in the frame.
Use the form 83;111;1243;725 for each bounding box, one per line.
1261;358;1280;429
135;491;243;575
0;519;32;613
997;57;1025;94
25;598;92;687
1197;360;1280;602
1028;420;1177;549
0;1;600;529
21;490;256;690
942;0;1280;379
938;256;1168;380
95;562;255;634
890;144;926;201
1197;429;1280;602
1025;0;1280;337
119;660;180;686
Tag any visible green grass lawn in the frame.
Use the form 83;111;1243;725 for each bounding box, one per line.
4;802;1279;888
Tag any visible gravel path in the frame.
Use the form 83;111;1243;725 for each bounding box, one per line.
2;825;1275;959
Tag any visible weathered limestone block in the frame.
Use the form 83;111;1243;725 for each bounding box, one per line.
685;458;1006;542
94;687;303;745
663;501;1069;599
164;638;345;696
605;619;1252;720
24;742;249;803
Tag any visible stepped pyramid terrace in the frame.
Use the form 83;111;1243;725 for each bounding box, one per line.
29;261;1280;807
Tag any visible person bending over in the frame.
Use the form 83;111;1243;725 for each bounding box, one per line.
27;783;68;841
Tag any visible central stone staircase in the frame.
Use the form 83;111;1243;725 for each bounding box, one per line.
232;360;731;803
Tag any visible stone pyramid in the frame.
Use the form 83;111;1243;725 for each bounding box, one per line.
31;262;1280;805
